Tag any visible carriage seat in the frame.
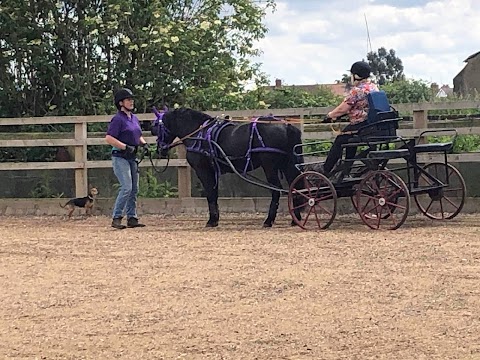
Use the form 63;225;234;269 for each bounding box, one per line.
367;148;410;160
355;91;400;139
413;142;453;153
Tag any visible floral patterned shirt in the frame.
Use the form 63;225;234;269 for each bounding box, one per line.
344;81;379;124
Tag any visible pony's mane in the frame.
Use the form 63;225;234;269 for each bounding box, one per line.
173;107;212;122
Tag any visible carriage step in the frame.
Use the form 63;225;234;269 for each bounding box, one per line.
414;142;453;153
367;149;409;159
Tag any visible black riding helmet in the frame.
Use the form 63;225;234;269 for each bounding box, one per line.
350;61;372;79
114;88;134;109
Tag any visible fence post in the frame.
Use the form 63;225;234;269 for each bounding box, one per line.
176;144;191;198
413;109;428;144
299;114;305;135
74;121;88;197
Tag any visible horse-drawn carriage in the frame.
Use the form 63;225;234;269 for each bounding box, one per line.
149;94;466;230
287;92;466;230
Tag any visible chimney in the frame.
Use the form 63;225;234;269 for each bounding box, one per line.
430;82;439;93
275;79;282;88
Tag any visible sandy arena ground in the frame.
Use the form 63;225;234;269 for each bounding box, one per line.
0;213;479;359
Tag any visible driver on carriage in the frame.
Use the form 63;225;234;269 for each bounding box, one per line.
318;61;379;177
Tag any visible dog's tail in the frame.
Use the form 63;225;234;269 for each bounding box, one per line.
59;202;67;208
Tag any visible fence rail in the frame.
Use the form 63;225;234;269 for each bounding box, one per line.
1;100;480;197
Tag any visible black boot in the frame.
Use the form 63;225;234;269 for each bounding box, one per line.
127;217;146;228
111;217;126;230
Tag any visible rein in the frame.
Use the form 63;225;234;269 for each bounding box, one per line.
148;149;170;174
330;122;359;136
220;117;303;124
165;117;219;151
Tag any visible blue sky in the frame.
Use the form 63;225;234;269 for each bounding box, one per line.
253;0;479;87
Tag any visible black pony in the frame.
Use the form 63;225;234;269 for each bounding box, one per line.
151;107;303;227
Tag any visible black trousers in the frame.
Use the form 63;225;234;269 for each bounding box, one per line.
323;122;364;173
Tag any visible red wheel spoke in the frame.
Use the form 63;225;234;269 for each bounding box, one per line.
419;173;434;186
388;205;398;227
313;201;334;216
360;193;379;203
385;187;403;201
304;181;314;197
291;201;308;211
423;198;434;214
443;195;460;209
371;177;383;193
358;195;375;212
446;169;455;181
315;193;335;202
311;206;322;228
443;187;463;193
364;202;381;216
375;207;382;228
292;188;313;201
385;200;406;210
302;205;314;227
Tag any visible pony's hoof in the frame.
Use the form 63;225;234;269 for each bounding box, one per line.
206;222;218;228
263;222;273;228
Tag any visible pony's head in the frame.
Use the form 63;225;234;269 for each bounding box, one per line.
151;106;174;157
151;107;213;157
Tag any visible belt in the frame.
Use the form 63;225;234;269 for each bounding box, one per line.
112;148;137;159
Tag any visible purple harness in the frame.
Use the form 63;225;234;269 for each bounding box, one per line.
243;118;288;174
154;111;288;188
186;117;288;187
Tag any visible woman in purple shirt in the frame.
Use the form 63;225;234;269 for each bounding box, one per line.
105;88;149;229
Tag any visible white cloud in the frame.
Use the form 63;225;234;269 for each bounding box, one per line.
254;0;480;86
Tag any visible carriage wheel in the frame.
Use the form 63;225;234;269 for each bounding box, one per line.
413;162;466;220
355;170;410;230
288;171;337;230
351;167;398;220
351;192;398;220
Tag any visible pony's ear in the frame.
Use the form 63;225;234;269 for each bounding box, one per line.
152;106;166;121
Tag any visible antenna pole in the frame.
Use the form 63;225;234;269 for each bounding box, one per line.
364;13;373;54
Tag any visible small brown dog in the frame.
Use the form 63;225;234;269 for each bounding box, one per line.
60;187;99;219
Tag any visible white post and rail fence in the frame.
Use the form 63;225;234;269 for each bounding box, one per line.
1;101;480;198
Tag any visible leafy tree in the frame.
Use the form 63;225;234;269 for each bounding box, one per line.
367;47;404;85
0;0;276;162
340;74;350;84
381;79;432;103
0;0;275;117
255;86;342;109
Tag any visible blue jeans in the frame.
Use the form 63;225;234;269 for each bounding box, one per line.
112;156;139;219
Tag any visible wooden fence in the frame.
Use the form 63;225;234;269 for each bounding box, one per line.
1;100;480;198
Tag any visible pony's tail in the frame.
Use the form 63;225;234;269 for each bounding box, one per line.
280;123;304;180
286;123;304;166
283;124;306;214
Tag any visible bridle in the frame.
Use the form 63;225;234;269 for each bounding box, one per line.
153;107;218;152
150;107;218;173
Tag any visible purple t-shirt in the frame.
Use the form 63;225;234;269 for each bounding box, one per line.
106;111;143;147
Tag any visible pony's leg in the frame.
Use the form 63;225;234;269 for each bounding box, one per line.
284;166;303;226
195;167;219;227
262;166;282;228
